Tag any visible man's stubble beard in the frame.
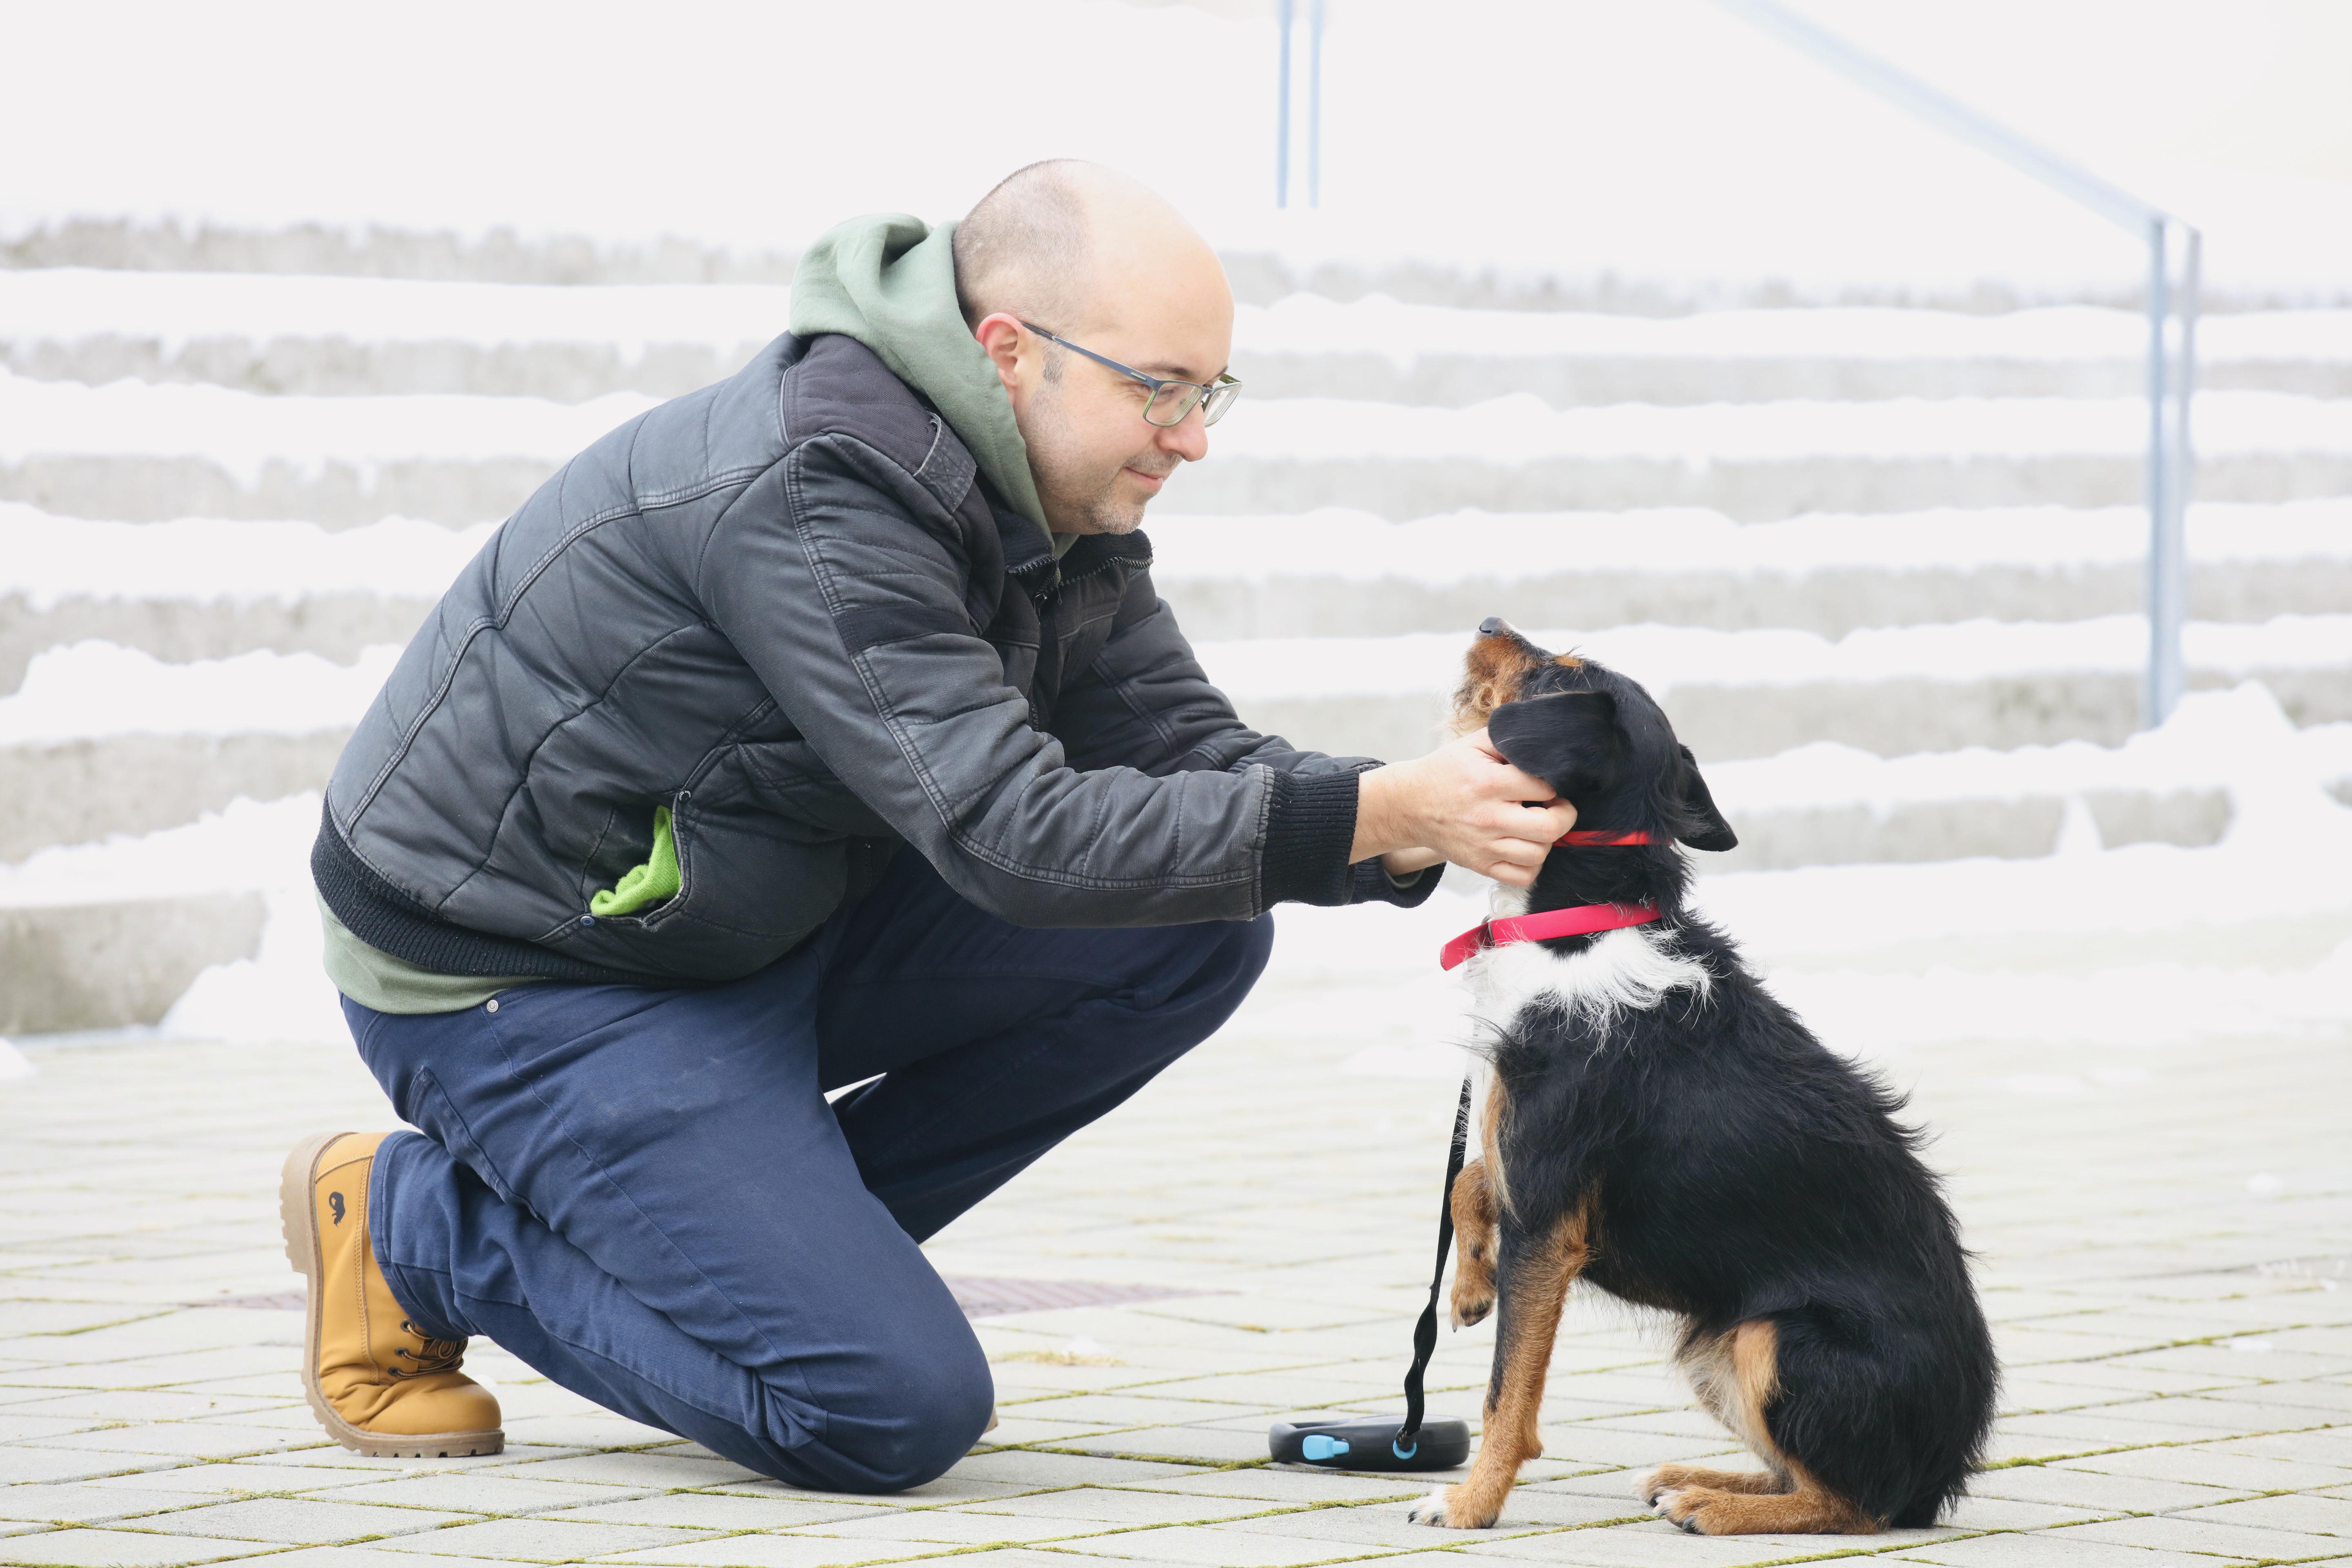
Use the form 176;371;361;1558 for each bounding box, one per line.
1024;376;1167;537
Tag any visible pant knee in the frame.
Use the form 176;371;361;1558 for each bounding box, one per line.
1225;913;1276;990
1180;913;1273;1021
871;1357;996;1492
746;1335;994;1495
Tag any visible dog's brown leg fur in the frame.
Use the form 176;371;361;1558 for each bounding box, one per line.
1642;1465;1784;1498
1657;1460;1876;1535
1449;1159;1497;1329
1644;1321;1879;1535
1412;1202;1590;1529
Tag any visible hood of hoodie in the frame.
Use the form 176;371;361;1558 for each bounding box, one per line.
789;213;1051;537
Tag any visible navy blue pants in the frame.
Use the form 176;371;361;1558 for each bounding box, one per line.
343;851;1273;1493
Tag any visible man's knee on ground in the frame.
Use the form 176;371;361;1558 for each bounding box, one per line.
746;1336;995;1494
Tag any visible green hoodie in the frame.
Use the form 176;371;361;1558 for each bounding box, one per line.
321;215;1065;1014
789;214;1051;535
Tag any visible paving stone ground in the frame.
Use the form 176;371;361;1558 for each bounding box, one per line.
4;918;2349;1568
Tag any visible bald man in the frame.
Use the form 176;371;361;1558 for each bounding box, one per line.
290;161;1573;1491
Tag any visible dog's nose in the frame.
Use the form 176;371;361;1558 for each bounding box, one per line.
1478;616;1508;637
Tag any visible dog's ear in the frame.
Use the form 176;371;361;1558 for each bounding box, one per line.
1488;692;1623;801
1674;744;1738;851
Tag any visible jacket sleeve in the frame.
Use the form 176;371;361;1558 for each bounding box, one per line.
1052;565;1446;911
697;430;1385;926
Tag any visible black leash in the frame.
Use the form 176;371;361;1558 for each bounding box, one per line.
1399;1070;1475;1443
1266;1069;1477;1470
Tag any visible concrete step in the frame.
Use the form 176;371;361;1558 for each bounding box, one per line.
1187;391;2352;521
1150;501;2352;641
9;369;2349;526
6;270;2347;404
0;219;795;287
1232;298;2352;407
1700;687;2352;873
0;593;430;699
11;218;2341;315
0;269;783;401
0;370;648;523
9;502;2344;693
0;893;266;1034
0;793;303;1034
1194;616;2352;763
0;509;483;692
0;641;393;858
0;731;350;864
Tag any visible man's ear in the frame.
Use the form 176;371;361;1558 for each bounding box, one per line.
1488;692;1623;801
1674;744;1738;851
971;312;1028;398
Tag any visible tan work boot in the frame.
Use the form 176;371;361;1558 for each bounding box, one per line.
281;1131;503;1458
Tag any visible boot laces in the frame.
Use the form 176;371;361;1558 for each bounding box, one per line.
391;1321;466;1379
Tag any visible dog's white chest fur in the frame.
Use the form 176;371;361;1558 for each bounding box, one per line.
1463;888;1711;1036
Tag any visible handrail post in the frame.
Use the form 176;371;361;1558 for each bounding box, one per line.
1308;0;1325;207
1275;0;1294;208
2146;221;2197;727
2145;220;2174;727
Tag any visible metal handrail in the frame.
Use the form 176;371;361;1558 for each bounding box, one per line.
1271;0;2201;727
1700;0;2200;727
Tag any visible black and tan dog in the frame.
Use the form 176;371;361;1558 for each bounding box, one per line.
1407;619;1996;1537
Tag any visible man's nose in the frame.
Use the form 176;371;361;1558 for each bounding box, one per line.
1156;406;1209;463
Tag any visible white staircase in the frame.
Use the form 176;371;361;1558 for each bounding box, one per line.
4;226;2348;1033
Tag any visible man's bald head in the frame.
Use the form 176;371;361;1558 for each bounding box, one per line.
960;161;1234;537
953;160;1224;339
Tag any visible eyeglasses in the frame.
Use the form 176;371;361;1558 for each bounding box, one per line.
1019;321;1243;428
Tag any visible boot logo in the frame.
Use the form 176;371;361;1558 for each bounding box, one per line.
329;1192;346;1226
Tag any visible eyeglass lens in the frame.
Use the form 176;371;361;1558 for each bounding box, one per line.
1143;379;1240;428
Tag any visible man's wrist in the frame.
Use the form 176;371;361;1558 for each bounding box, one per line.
1350;762;1415;864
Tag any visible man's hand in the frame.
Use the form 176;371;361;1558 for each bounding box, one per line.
1352;729;1576;887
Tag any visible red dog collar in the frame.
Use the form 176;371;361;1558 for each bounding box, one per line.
1439;902;1659;971
1556;829;1651;846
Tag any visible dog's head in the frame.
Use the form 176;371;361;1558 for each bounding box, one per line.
1451;617;1736;855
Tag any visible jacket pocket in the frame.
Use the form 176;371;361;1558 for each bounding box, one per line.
587;798;686;922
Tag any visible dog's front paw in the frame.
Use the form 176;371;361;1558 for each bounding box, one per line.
1635;1463;1705;1506
1449;1284;1494;1329
1652;1487;1720;1534
1450;1245;1496;1329
1407;1485;1495;1529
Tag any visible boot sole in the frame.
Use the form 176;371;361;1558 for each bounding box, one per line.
281;1130;505;1459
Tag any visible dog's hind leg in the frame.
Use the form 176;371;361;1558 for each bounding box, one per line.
1649;1322;1878;1536
1410;1200;1590;1530
1449;1159;1498;1329
1641;1466;1782;1500
1639;1325;1791;1504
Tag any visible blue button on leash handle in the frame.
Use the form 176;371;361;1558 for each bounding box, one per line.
1267;1072;1477;1474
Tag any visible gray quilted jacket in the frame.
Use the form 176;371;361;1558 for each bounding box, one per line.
312;332;1435;985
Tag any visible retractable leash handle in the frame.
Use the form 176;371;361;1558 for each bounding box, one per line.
1267;1073;1474;1472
